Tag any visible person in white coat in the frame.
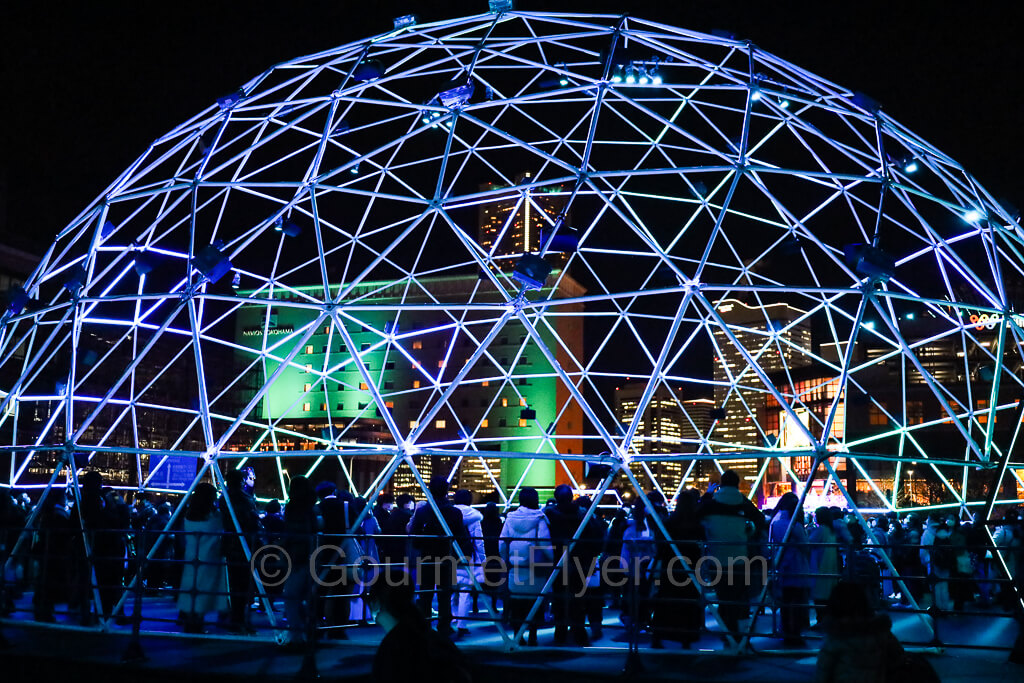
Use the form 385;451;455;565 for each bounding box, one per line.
452;489;486;635
500;487;551;646
177;482;229;634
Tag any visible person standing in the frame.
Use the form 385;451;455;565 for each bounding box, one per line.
810;507;840;623
221;467;261;633
769;492;812;646
500;487;551;646
452;489;485;637
408;476;470;637
696;469;767;640
178;483;229;634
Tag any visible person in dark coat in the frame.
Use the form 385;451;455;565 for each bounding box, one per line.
651;488;704;648
379;493;415;575
368;569;472;683
221;467;261;632
816;581;910;683
279;476;320;649
479;501;505;606
31;488;73;621
408;476;470;637
544;484;602;647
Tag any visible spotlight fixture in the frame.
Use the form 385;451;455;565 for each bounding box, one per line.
133;251;159;276
393;14;417;30
512;253;552;290
843;243;896;282
625;67;637;84
3;286;29;315
62;264;87;294
488;0;514;12
191;243;232;285
851;91;881;114
611;65;624;83
638;68;649;85
778;98;790;109
750;87;762;101
274;217;302;237
437;76;474;108
353;59;384;83
216;89;245;110
903;158;918;174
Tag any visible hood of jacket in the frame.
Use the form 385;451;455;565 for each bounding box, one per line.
504;506;547;536
456;504;484;527
713;485;746;506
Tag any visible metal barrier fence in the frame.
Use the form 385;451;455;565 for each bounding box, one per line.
2;520;1021;667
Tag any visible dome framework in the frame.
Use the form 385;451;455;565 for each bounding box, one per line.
1;10;1023;644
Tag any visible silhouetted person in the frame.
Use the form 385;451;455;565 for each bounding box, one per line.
31;488;73;622
368;569;472;682
408;476;469;637
178;483;229;634
770;492;812;646
280;475;319;649
696;469;767;640
816;581;915;683
221;467;261;633
651;488;704;648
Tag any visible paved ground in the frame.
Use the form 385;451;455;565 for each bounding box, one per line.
2;591;1021;681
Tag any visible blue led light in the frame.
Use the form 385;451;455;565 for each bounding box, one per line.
964;209;983;223
904;160;918;173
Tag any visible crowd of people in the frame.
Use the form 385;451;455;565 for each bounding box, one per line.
1;467;1022;657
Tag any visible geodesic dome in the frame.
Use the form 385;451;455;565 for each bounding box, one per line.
2;10;1023;523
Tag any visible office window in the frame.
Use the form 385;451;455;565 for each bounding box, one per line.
481;419;489;428
499;418;507;427
383;381;394;390
435;419;446;429
302;402;311;412
409;420;419;429
358;402;368;410
481;380;489;387
412;340;423;350
320;403;328;411
412;380;421;389
359;382;369;391
437;360;446;369
304;363;312;373
385;361;395;370
303;383;312;392
519;397;527;407
361;343;370;351
385;401;394;409
336;403;344;411
501;398;508;407
868;403;888;426
305;344;314;354
519;418;528;427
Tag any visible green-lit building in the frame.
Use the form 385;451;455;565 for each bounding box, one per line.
232;273;585;500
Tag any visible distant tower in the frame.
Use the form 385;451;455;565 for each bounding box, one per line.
711;298;812;489
478;172;570;267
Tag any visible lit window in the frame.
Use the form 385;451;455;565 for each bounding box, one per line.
435;419;446;429
481;380;489;387
412;340;423;350
437;360;446;369
303;383;312;392
385;401;394;409
409;420;419;429
412;380;421;389
501;398;508;407
519;397;527;407
320;403;327;411
359;382;368;391
305;345;314;354
481;419;489;428
303;402;311;412
305;364;312;373
519;418;528;427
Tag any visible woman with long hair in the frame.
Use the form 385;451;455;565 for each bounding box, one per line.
177;482;228;633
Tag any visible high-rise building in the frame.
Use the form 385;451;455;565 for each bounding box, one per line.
478;172;570;266
711;298;812;490
614;382;714;498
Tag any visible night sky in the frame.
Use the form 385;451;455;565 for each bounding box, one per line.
4;0;1023;258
